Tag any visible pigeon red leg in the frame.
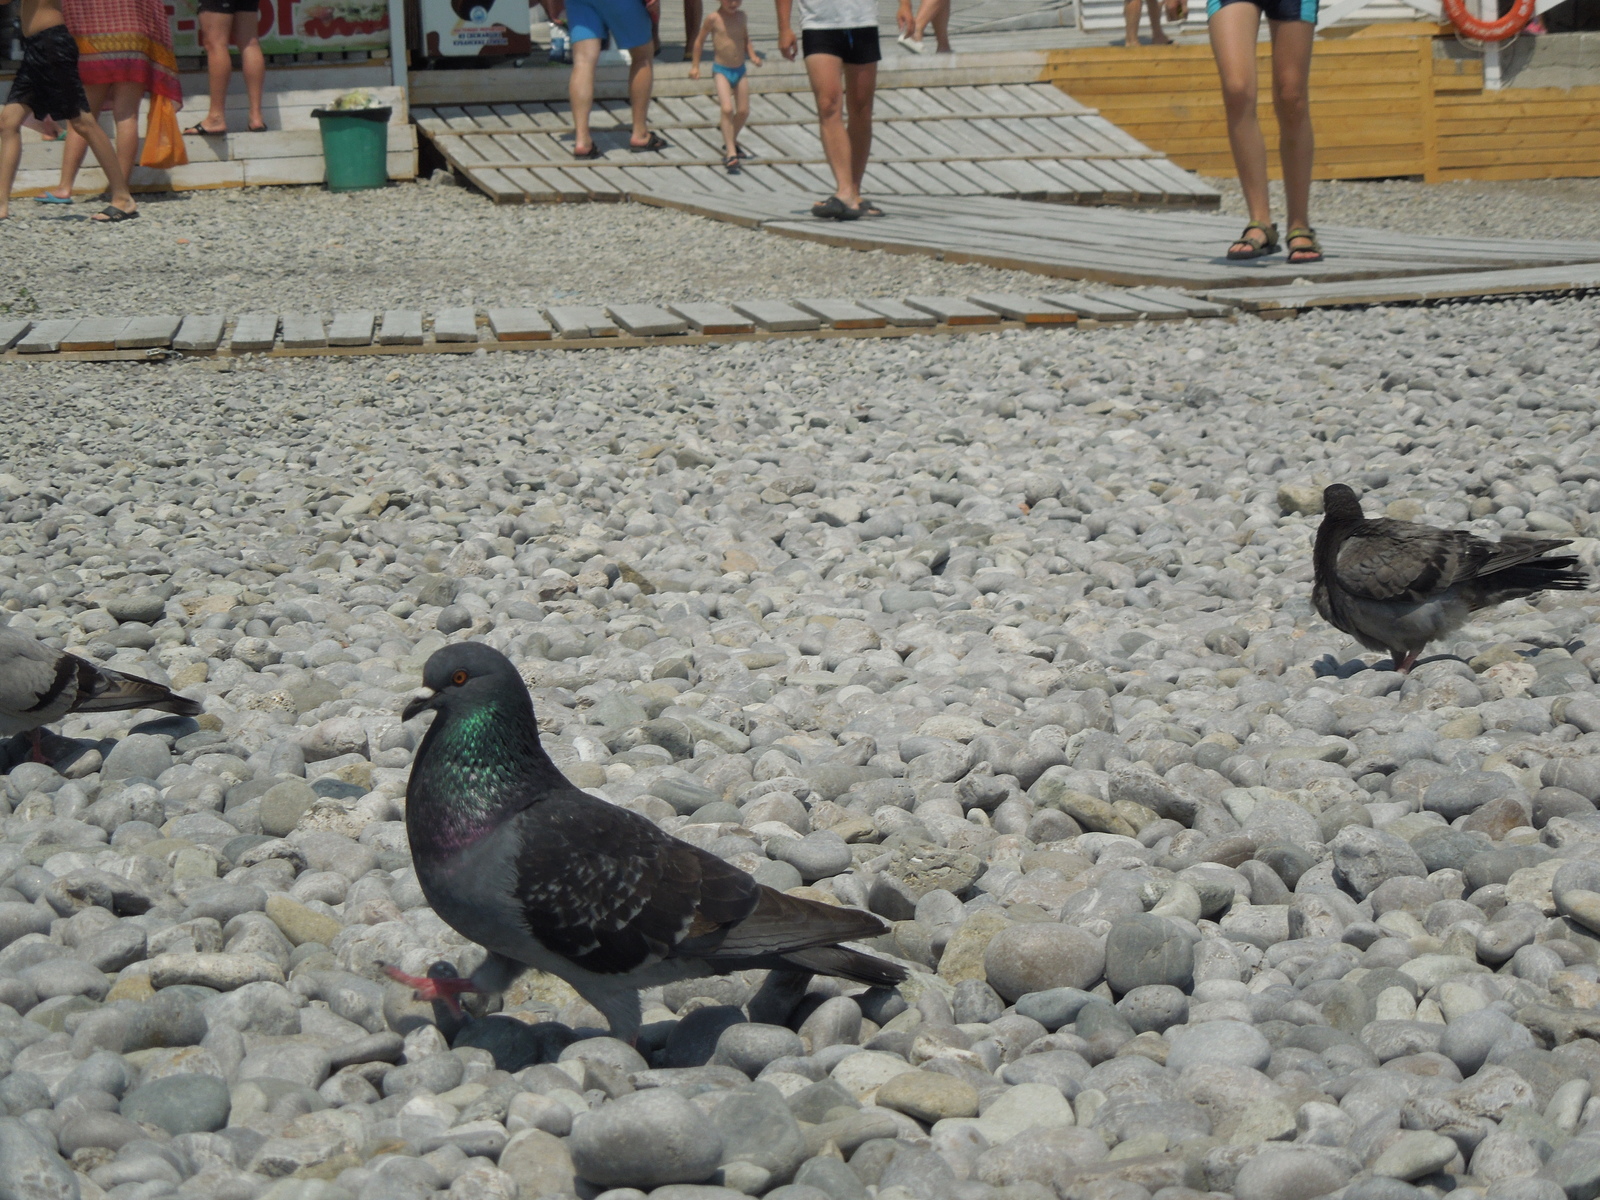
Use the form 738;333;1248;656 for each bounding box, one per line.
383;965;481;1018
1394;650;1418;674
28;730;49;765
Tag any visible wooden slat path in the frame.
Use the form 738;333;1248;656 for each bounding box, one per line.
413;82;1221;209
632;186;1600;290
1200;262;1600;315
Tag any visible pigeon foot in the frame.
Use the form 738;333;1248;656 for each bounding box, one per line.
28;730;50;765
1393;650;1419;674
383;964;481;1017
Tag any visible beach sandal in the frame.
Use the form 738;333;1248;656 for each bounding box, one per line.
856;199;884;218
184;123;225;136
1285;226;1323;264
627;132;668;153
34;192;72;205
724;154;741;174
734;142;753;160
91;206;138;223
572;142;602;159
247;121;268;133
810;195;860;221
1226;220;1279;260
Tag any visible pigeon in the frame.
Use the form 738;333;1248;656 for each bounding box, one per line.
390;641;907;1042
1312;484;1589;673
0;625;202;762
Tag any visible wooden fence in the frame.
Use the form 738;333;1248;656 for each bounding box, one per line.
1044;24;1600;183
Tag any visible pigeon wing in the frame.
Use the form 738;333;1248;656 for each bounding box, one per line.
1333;522;1486;602
510;785;763;975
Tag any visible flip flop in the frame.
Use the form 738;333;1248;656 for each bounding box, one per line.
91;205;139;223
734;142;754;159
34;193;72;205
627;132;668;153
724;154;741;174
247;122;268;133
572;142;602;159
184;123;225;136
856;199;884;218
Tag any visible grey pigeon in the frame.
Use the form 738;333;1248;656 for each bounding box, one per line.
1313;484;1589;673
391;642;906;1042
0;625;202;761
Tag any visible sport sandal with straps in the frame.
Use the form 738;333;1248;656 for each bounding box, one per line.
1286;226;1324;264
1226;220;1279;260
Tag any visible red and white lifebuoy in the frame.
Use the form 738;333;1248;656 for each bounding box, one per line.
1442;0;1534;41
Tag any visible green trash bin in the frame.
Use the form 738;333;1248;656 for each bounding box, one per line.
311;106;392;192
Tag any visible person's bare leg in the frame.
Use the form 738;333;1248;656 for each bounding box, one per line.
54;82;108;199
234;10;266;130
805;51;856;204
109;81;143;182
929;0;950;51
714;71;736;157
1210;2;1271;246
569;36;600;153
0;103;25;218
70;110;135;214
1124;0;1142;43
681;0;701;59
624;38;655;143
731;75;749;149
842;59;875;197
198;10;233;132
1147;0;1171;41
1269;17;1314;233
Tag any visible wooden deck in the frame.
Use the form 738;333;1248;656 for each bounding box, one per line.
631;188;1600;289
1201;261;1600;315
415;82;1220;208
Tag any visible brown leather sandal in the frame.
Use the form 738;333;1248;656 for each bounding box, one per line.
1226;220;1279;260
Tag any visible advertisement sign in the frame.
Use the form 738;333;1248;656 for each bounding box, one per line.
418;0;531;56
167;0;390;56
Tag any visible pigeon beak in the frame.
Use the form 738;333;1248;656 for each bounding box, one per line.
403;690;437;722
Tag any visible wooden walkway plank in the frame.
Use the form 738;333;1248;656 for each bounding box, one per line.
1120;288;1231;316
17;319;79;354
486;308;552;340
859;298;937;327
669;303;756;334
328;312;376;346
731;300;821;332
792;299;886;329
230;313;279;353
548;305;618;338
280;313;327;350
60;317;130;352
116;315;181;349
173;314;226;351
968;294;1078;323
0;320;33;351
377;310;424;346
607;304;688;336
905;296;1002;325
433;308;479;342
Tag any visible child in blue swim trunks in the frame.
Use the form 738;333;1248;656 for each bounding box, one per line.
688;0;761;172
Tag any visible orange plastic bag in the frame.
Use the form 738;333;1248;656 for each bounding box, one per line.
140;95;189;170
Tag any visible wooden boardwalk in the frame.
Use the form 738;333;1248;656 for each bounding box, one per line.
415;83;1219;207
1202;262;1600;315
634;188;1600;290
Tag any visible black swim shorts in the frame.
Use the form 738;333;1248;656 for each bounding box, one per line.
801;26;881;64
5;24;89;123
197;0;263;15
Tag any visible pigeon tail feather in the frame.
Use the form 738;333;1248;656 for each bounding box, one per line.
73;669;202;717
780;944;909;989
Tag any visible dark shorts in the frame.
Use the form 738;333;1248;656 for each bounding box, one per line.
801;26;881;64
1208;0;1318;21
5;25;89;123
198;0;262;15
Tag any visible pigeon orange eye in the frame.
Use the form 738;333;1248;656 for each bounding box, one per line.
451;670;469;686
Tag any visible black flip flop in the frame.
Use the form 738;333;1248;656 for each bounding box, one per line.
857;199;884;218
724;154;741;175
184;123;225;136
91;206;139;223
627;132;668;153
247;122;268;133
572;142;602;159
811;196;860;221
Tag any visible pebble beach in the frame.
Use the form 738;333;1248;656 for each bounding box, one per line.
2;177;1600;1200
